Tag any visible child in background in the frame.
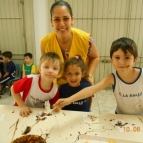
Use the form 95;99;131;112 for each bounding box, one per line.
0;50;4;79
57;55;91;112
11;52;62;117
22;53;36;77
0;51;16;95
55;37;143;115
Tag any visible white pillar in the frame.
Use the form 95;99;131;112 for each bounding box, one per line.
33;0;49;64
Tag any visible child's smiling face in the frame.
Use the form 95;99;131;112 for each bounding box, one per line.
64;64;84;87
39;59;61;82
111;48;137;73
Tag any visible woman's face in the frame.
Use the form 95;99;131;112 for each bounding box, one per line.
51;6;74;37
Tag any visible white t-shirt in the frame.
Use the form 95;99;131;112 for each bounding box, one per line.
112;68;143;115
13;74;59;108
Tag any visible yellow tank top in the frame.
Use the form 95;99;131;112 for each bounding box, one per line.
41;28;90;86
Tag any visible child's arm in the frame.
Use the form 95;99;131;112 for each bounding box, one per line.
22;64;25;78
50;89;61;112
3;72;9;77
11;85;32;117
31;65;36;74
55;74;114;108
22;72;25;78
0;72;2;78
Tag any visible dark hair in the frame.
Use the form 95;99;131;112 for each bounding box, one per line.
50;1;73;19
24;53;33;59
40;52;62;70
64;55;86;73
2;51;12;59
110;37;138;59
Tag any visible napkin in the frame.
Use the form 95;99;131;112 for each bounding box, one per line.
82;114;99;124
0;114;5;122
33;111;51;122
109;118;133;133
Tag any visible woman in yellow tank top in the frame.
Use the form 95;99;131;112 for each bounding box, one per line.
40;1;100;86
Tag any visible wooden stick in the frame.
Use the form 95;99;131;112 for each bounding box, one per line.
11;118;19;141
45;134;49;141
49;125;55;133
40;128;46;138
62;112;66;116
48;107;56;114
9;122;17;129
31;120;40;128
9;118;22;129
138;117;143;124
45;125;55;140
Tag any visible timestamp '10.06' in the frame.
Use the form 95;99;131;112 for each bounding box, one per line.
124;126;141;132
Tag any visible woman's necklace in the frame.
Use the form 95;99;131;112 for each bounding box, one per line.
57;35;72;59
61;45;70;60
60;41;71;55
64;48;69;54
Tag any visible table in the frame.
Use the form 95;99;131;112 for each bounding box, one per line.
0;105;143;143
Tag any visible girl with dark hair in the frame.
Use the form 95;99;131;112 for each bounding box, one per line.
57;55;91;112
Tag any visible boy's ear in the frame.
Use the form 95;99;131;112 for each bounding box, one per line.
110;57;113;63
38;67;41;74
82;71;86;77
134;57;138;63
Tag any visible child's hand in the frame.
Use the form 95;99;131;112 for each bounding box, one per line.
54;98;71;108
19;106;32;117
52;104;61;112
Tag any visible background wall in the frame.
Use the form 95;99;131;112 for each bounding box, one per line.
0;0;35;65
0;0;143;83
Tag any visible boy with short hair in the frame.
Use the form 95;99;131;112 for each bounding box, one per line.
11;52;62;117
22;53;36;78
0;50;4;79
0;51;16;95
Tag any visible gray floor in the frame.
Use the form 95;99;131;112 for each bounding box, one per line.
0;88;14;105
0;88;117;114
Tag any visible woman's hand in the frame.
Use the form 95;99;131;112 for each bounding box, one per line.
19;106;32;117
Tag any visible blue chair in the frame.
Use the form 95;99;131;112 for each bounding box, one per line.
8;64;22;95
